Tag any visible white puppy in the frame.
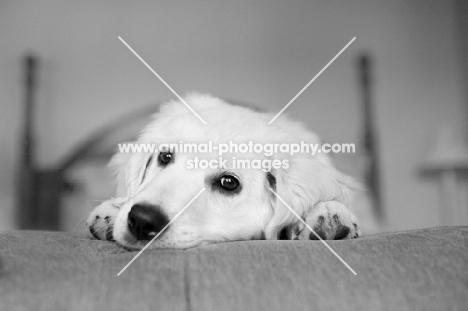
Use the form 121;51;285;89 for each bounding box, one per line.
87;94;360;249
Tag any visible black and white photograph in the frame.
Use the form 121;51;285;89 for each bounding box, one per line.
1;1;467;310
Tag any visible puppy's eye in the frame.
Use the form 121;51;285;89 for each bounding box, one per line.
158;152;173;165
219;175;239;191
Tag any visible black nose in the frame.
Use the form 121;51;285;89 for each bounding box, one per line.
127;204;169;240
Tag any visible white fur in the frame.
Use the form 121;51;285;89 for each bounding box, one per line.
87;94;360;249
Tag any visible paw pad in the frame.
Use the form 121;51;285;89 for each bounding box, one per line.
89;225;100;240
334;225;350;240
309;229;327;240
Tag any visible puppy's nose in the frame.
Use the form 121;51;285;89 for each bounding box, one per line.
127;204;169;240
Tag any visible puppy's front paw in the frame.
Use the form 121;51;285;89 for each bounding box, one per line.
86;197;125;241
294;201;360;240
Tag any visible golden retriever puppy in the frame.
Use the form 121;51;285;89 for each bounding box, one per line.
87;94;360;249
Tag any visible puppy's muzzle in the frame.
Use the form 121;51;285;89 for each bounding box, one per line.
127;204;169;240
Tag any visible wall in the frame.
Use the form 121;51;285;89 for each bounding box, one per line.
0;0;465;231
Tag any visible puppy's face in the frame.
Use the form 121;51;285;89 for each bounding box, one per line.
112;151;273;249
110;95;356;249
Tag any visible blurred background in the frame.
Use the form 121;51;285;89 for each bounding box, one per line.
1;0;467;234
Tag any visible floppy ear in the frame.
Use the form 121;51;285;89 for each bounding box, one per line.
108;144;150;198
264;156;359;240
108;150;131;197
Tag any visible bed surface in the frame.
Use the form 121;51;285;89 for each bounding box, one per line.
1;226;467;311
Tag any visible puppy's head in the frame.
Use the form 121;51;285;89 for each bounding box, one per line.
108;94;357;249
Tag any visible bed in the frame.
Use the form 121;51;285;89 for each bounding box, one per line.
1;226;467;310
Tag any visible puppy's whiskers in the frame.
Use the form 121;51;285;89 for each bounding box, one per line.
92;225;112;235
73;210;93;233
